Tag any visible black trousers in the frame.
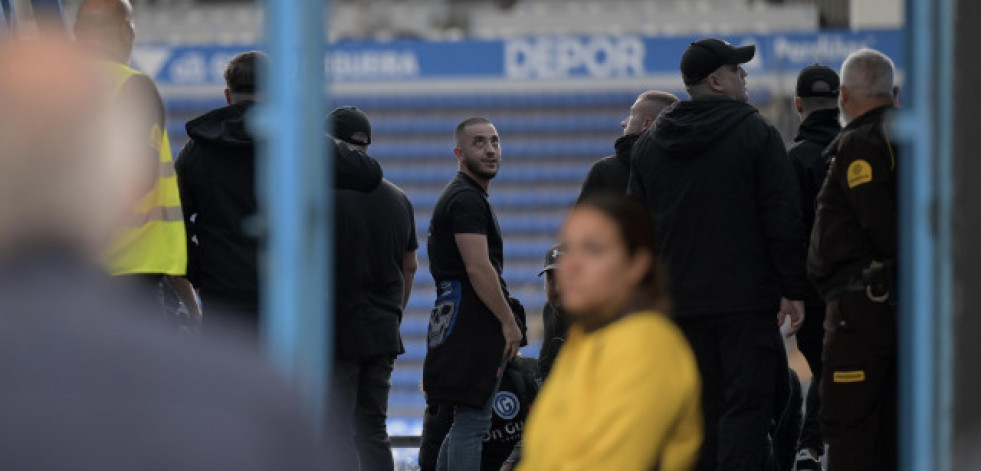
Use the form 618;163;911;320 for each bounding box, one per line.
820;292;897;471
676;311;786;471
796;299;826;454
325;355;397;471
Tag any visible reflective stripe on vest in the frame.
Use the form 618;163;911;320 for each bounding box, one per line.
103;62;187;276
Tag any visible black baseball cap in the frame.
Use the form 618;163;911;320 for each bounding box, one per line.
538;244;562;276
327;106;371;146
796;64;840;98
680;38;756;86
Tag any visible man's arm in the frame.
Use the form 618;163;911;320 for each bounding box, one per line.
577;161;604;203
175;142;200;289
758;127;807;335
625;134;651;201
455;233;522;360
839;136;898;257
331;140;382;192
401;250;418;312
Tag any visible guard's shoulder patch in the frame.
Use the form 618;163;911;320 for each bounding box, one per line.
847;159;873;188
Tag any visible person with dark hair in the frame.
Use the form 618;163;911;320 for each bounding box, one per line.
535;244;568;381
423;117;527;470
176;51;383;328
628;38;806;470
808;48;900;471
74;0;202;329
578;90;678;201
788;63;842;470
517;196;701;470
326;106;419;471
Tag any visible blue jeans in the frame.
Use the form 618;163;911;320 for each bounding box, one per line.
435;363;504;471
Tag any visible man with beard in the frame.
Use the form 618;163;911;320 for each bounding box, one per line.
807;49;900;471
578;91;678;201
423;117;525;470
627;38;806;470
787;64;842;470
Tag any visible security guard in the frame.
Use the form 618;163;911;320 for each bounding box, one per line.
807;48;900;471
75;0;200;325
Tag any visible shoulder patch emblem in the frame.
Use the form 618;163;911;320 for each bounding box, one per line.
847;159;873;188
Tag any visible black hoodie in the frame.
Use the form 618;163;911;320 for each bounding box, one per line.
788;108;841;308
176;101;382;324
578;133;640;202
628;97;806;317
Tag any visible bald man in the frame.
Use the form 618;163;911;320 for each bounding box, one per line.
0;37;325;471
75;0;202;328
578;90;678;201
807;48;900;471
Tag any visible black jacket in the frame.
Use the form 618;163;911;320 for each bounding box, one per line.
578;133;640;201
628;97;806;316
808;106;897;297
789;108;841;309
176;101;382;323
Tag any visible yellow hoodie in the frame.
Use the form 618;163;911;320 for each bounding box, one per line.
517;311;702;471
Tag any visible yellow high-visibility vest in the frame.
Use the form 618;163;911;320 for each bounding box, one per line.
103;62;187;276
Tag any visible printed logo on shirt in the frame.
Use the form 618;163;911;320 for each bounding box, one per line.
847;159;873;188
493;391;520;420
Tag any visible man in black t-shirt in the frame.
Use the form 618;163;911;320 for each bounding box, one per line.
423;117;524;470
327;107;420;471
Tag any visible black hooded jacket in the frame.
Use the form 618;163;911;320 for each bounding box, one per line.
578;133;640;201
788;108;840;307
176;101;382;323
628;97;806;317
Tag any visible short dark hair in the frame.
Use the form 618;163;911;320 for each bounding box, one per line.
454;117;493;146
574;194;671;313
224;51;268;95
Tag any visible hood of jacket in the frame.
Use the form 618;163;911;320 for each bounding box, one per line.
185;100;256;149
613;133;641;166
652;97;759;156
794;108;841;147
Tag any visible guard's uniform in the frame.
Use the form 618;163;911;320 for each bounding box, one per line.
807;105;898;471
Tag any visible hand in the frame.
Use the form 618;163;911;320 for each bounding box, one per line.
777;298;805;337
502;318;522;360
500;463;515;471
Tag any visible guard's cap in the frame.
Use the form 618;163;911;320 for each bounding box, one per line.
538;244;562;276
327;106;371;146
795;64;840;98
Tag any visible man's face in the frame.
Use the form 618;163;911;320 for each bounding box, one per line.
713;64;749;102
455;123;501;180
621;98;651;136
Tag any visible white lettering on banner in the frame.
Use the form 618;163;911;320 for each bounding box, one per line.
505;36;645;79
170;52;208;84
774;35;876;65
328;50;420;80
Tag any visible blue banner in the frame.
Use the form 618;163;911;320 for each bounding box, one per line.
134;29;903;86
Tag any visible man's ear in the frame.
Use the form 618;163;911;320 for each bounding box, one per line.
223;89;233;105
641;116;656;133
707;72;723;93
839;85;849;108
892;85;901;105
453;146;464;162
794;97;803;115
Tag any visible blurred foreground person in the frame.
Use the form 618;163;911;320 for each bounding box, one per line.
74;0;201;328
517;196;701;471
808;49;900;471
0;38;325;470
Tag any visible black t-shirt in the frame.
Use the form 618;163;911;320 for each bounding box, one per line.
427;173;505;291
335;179;418;360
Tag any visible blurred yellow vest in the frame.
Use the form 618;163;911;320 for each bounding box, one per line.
103;62;187;276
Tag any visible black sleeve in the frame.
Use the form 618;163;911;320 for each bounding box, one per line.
175;142;200;287
757;125;807;300
787;145;816;241
331;140;382;192
625;136;650;202
836;135;897;258
577;161;604;202
404;193;419;252
449;191;490;235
